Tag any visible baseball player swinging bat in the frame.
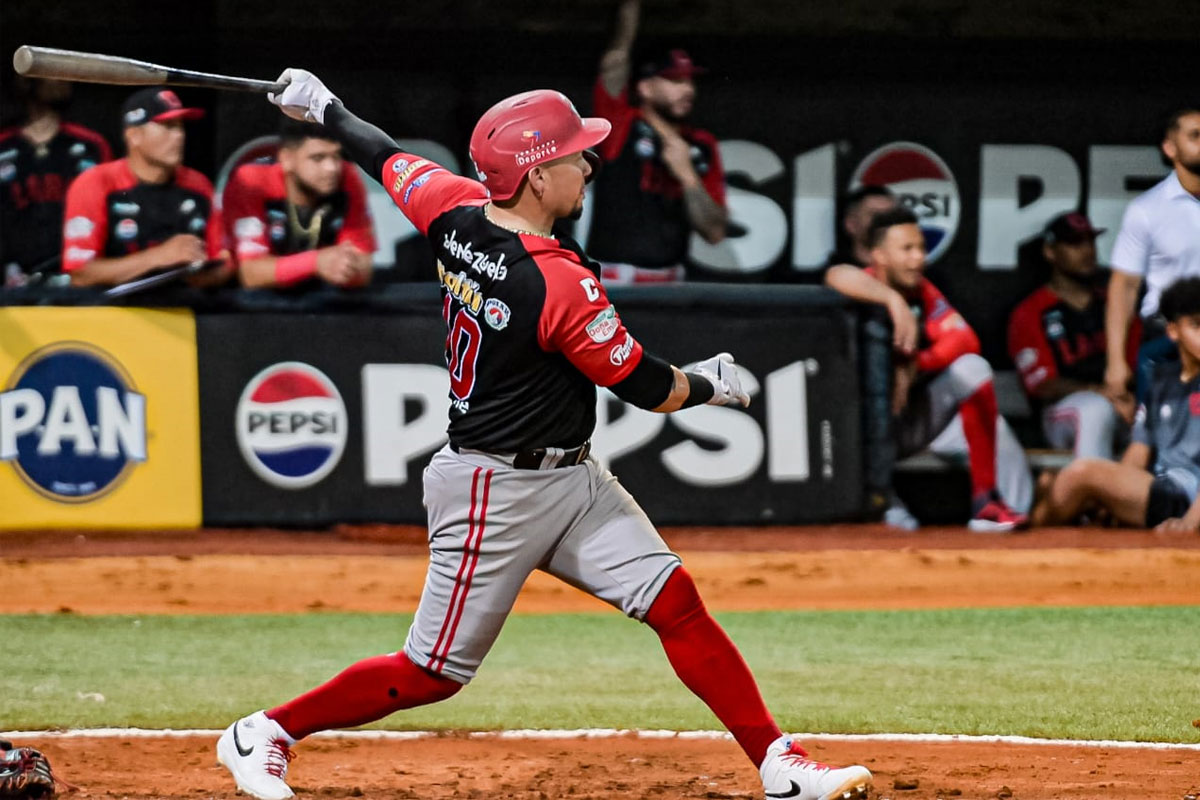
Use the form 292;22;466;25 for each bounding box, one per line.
12;45;284;93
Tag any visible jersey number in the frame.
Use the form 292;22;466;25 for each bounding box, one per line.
444;296;482;401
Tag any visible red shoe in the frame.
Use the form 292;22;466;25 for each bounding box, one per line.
968;499;1029;533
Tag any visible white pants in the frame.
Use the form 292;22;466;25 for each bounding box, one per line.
1042;390;1121;460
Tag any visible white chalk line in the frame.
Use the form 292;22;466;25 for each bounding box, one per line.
2;728;1198;751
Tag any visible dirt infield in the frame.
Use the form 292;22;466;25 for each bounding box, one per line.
4;524;1199;799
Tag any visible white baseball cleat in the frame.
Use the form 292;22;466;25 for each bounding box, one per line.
216;710;296;800
760;735;872;800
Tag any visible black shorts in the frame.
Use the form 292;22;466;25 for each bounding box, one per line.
1144;475;1191;528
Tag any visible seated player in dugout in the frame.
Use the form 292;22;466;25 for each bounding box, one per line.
823;185;898;269
0;77;111;287
61;87;231;288
223;119;375;289
826;207;1033;532
1008;212;1140;460
587;0;728;285
1033;276;1200;534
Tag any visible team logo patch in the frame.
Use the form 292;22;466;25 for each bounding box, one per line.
1014;347;1039;372
522;130;542;143
634;137;655;159
113;202;140;215
0;163;15;182
0;342;147;503
235;216;265;240
70;142;87;157
116;218;139;240
585;305;619;343
483;298;511;330
850;141;960;264
236;362;347;489
609;333;635;367
180;198;197;214
65;216;95;239
391;158;410;174
391;159;430;193
403;170;440;205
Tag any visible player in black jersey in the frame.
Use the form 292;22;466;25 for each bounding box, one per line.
0;78;111;286
215;68;872;800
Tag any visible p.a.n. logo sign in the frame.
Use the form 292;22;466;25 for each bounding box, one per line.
850;141;961;263
0;342;147;502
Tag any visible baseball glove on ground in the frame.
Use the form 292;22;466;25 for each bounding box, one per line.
0;741;57;798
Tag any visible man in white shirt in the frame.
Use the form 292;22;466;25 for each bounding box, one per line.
1105;105;1200;406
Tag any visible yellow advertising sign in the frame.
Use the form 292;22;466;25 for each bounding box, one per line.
0;307;201;528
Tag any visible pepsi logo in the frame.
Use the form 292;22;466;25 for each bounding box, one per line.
236;362;346;489
850;141;960;263
0;343;147;503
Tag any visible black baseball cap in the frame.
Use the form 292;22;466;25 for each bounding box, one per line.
1043;211;1105;245
637;48;706;81
121;87;204;128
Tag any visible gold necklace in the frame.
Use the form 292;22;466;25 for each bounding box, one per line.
288;200;328;250
483;203;551;238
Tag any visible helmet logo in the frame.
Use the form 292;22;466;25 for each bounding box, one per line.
521;130;542;143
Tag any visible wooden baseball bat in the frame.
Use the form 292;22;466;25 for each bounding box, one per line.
13;46;284;93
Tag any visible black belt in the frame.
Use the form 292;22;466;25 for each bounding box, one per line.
450;441;591;470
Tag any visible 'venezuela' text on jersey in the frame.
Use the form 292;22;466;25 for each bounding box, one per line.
381;153;644;452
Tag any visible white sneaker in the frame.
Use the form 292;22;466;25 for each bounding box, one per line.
760;735;871;800
216;710;296;800
883;498;919;531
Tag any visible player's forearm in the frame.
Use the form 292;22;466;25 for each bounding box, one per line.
323;102;401;180
916;327;980;373
825;264;899;307
68;251;160;287
599;0;639;96
237;256;283;289
609;355;714;413
1105;271;1140;366
1119;441;1151;470
682;183;727;244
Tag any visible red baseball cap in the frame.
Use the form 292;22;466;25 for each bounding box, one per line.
638;49;706;81
468;90;610;201
121;87;204;127
1043;211;1106;244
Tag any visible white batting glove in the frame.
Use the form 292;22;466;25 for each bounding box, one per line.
692;352;751;408
267;68;339;125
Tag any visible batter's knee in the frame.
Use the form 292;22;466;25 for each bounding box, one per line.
945;353;993;395
645;567;707;632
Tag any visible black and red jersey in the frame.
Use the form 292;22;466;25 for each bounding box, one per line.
586;80;725;268
1008;285;1140;396
222;161;375;262
379;153;645;452
60;158;221;273
0;122;111;274
864;266;981;374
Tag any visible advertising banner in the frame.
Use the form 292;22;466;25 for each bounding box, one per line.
197;288;864;526
0;307;201;528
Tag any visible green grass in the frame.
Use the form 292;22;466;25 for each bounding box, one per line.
2;607;1199;742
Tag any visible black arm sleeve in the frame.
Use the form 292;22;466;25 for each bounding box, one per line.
608;353;716;410
323;102;402;181
609;352;676;410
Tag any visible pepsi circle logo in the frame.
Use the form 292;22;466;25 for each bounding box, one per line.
849;141;960;263
236;362;346;489
0;342;147;503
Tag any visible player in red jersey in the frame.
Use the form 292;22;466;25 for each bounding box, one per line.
0;77;111;285
826;207;1032;531
223;119;375;289
587;0;727;284
213;69;871;800
61;87;230;288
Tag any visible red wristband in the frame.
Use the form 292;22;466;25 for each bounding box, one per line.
274;251;319;286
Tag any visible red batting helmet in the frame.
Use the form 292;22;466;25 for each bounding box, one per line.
469;90;611;201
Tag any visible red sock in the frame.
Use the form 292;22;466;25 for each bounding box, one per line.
266;651;461;740
959;381;999;500
645;568;781;767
